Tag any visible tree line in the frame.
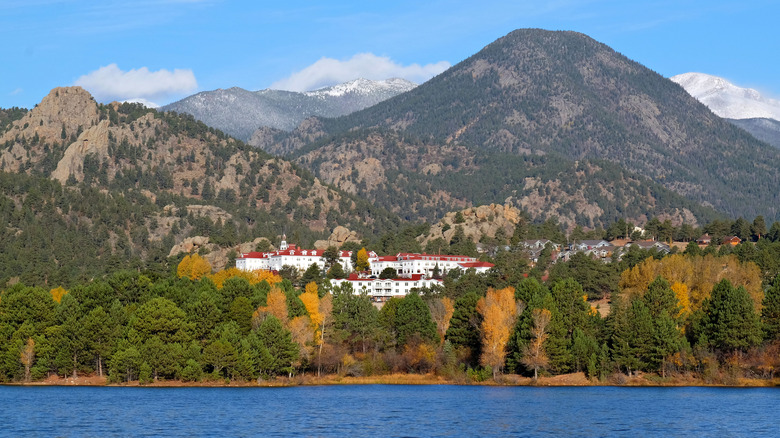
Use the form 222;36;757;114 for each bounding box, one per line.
2;249;779;384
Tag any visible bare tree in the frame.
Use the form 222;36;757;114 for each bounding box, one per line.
522;308;551;380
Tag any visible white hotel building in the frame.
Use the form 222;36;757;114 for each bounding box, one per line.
235;237;360;273
330;273;443;302
236;240;493;301
369;253;494;277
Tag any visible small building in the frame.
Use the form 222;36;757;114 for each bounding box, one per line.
722;236;742;246
520;239;561;251
624;240;671;254
571;239;611;251
696;234;712;246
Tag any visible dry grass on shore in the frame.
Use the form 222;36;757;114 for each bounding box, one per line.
7;371;779;388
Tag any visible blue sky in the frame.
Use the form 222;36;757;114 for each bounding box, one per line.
2;0;777;108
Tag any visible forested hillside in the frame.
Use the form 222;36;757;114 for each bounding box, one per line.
0;87;402;287
258;29;780;224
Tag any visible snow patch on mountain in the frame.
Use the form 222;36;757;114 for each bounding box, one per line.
305;78;416;98
161;78;416;140
671;72;780;121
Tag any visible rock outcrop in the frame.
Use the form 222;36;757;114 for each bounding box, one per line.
419;203;522;247
313;226;361;249
51;120;110;183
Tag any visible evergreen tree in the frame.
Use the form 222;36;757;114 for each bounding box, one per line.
700;279;762;353
643;276;680;320
331;286;378;353
445;292;482;366
394;292;438;346
254;315;298;377
301;263;322;286
761;275;780;341
651;310;685;376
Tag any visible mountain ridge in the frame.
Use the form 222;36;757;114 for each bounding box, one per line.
161;78;416;142
0;86;403;286
264;29;779;223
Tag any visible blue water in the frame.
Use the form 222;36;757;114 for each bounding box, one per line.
0;385;777;437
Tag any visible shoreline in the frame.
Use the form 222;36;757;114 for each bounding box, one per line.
5;372;779;388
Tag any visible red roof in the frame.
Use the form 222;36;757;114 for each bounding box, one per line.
457;261;495;269
395;253;476;262
238;247;353;259
339;273;436;283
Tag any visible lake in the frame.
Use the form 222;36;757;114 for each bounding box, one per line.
1;385;777;437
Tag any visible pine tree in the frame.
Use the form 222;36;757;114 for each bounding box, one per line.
255;315;298;377
445;292;482;366
762;275;780;341
701;279;762;353
643;276;680;320
395;292;438;347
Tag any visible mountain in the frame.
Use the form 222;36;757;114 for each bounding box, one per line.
160;78;416;142
670;73;780;149
727;118;780;149
670;72;780;120
257;29;779;224
0;87;401;287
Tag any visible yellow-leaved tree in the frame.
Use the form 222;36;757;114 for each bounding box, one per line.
477;287;519;378
299;282;334;376
671;282;691;318
356;248;370;272
209;267;282;289
252;286;288;329
177;254;212;280
619;254;763;313
50;287;67;303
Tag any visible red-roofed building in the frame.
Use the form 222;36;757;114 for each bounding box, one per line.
369;253;491;277
236;235;362;273
330;273;443;302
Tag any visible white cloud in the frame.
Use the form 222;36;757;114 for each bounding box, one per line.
270;53;450;92
122;98;159;109
10;88;23;95
74;64;197;103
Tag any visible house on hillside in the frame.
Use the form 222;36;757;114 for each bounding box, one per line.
696;234;712;246
571;239;611;251
520;239;561;251
722;236;742;246
624;240;671;254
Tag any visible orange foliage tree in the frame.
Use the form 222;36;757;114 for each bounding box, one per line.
253;287;289;328
477;287;519;378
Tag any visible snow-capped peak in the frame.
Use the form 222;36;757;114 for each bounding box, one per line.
304;78;417;98
671;72;780;121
